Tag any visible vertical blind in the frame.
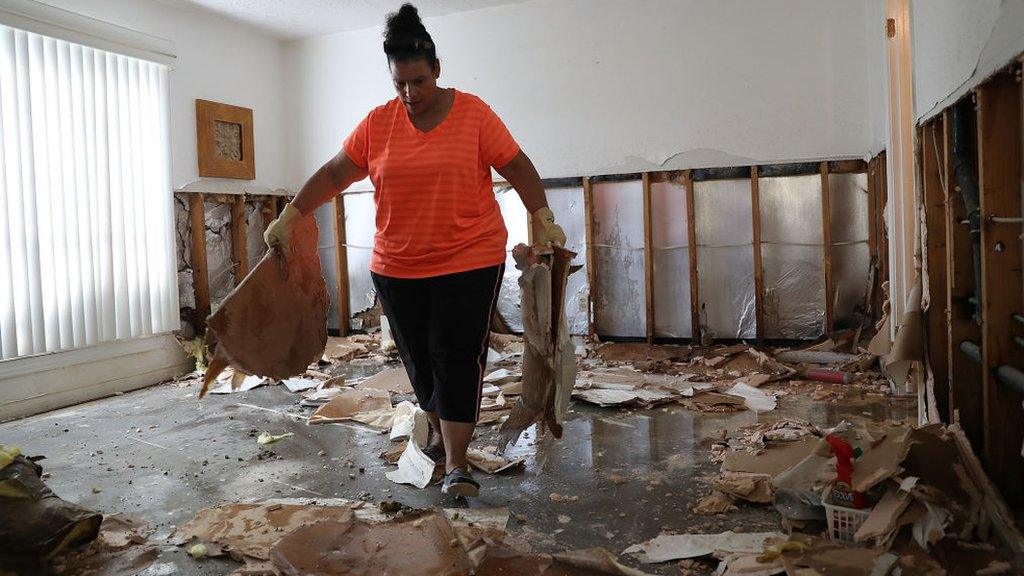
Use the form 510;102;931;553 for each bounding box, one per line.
0;24;178;360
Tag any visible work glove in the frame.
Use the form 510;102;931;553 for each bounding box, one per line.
263;203;302;255
531;206;566;254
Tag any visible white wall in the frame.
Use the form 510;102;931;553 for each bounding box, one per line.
864;0;889;155
911;0;1002;120
286;0;877;187
36;0;291;192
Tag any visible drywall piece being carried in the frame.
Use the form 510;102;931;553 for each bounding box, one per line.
828;172;871;328
650;178;692;338
200;213;329;396
758;174;825;339
623;530;786;564
694;178;756;339
592;179;646;338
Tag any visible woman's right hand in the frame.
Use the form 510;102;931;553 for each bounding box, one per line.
263;203;302;255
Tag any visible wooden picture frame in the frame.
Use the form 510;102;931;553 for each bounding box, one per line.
196;99;255;179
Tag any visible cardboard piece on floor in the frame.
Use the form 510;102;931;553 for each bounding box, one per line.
269;511;472;576
467;448;524;474
716;552;785;576
475;546;652;576
477;408;511;426
207;372;268;394
172;502;355;560
322;337;369;362
200;214;329;397
281;377;319;393
851;425;913;492
480;392;508;411
722;437;820;478
572;387;677;408
724;383;776;412
681;391;747;412
484;368;521;385
623;531;786;564
354;367;413;394
299;385;348;406
308;388;392;425
713;471;773;503
693;491;738;515
778;535;897;576
854;484;913;545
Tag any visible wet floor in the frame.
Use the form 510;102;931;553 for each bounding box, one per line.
0;368;916;575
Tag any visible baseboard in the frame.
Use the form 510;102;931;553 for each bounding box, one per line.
0;333;193;422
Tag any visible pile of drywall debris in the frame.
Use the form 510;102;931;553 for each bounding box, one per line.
171;498;650;576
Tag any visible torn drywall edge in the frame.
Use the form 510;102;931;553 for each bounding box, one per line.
916;1;1024;123
176;179;295;196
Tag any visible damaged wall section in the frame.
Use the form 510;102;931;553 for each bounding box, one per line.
695;178;756;340
651;179;692;338
592;179;647;338
759;175;826;339
829;172;871;329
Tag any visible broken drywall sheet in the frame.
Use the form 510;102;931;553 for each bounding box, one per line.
207;373;267;395
308;388;392;425
281;378;319;393
354;367;413;394
623;531;786;564
172;502;355;561
200;212;329;396
724;383;776;413
388;401;428;446
269;511;473;575
385;408;435;489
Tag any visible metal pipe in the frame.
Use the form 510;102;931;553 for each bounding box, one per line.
995;365;1024;397
989;216;1024;224
951;101;983;323
960;340;982;364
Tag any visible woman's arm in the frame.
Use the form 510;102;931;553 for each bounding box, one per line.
495;149;547;212
291;150;369;215
496;150;566;249
264;150;367;253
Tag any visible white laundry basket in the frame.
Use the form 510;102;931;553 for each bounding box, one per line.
822;501;872;542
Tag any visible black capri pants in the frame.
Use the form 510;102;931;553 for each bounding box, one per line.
371;264;504;423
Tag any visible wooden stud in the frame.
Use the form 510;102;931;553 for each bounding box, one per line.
684;170;701;342
333;195;351;336
188;193;211;333
867;157;880;322
230;195;249;284
261;195;279;232
751;166;765;344
582;176;597;338
920;119;951;422
642;172;655;343
820;161;835;333
976;70;1024;505
943;108;984;448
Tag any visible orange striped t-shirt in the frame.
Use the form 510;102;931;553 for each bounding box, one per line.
343;90;520;279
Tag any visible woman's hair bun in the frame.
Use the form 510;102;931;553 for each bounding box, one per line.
383;3;437;62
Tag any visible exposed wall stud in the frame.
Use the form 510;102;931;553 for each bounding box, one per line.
333;195;351;337
820;161;835;333
230;195;249;284
642;172;655;343
582;176;597;338
684;170;701;342
188;193;211;333
751;165;765;343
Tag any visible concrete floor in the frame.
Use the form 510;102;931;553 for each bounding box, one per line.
0;363;916;575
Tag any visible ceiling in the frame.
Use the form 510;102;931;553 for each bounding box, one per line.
182;0;529;40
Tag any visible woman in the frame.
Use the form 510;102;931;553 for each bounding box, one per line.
264;3;565;498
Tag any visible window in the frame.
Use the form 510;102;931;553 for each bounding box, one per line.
0;24;177;360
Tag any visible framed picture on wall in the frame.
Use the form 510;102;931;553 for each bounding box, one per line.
196;99;255;179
